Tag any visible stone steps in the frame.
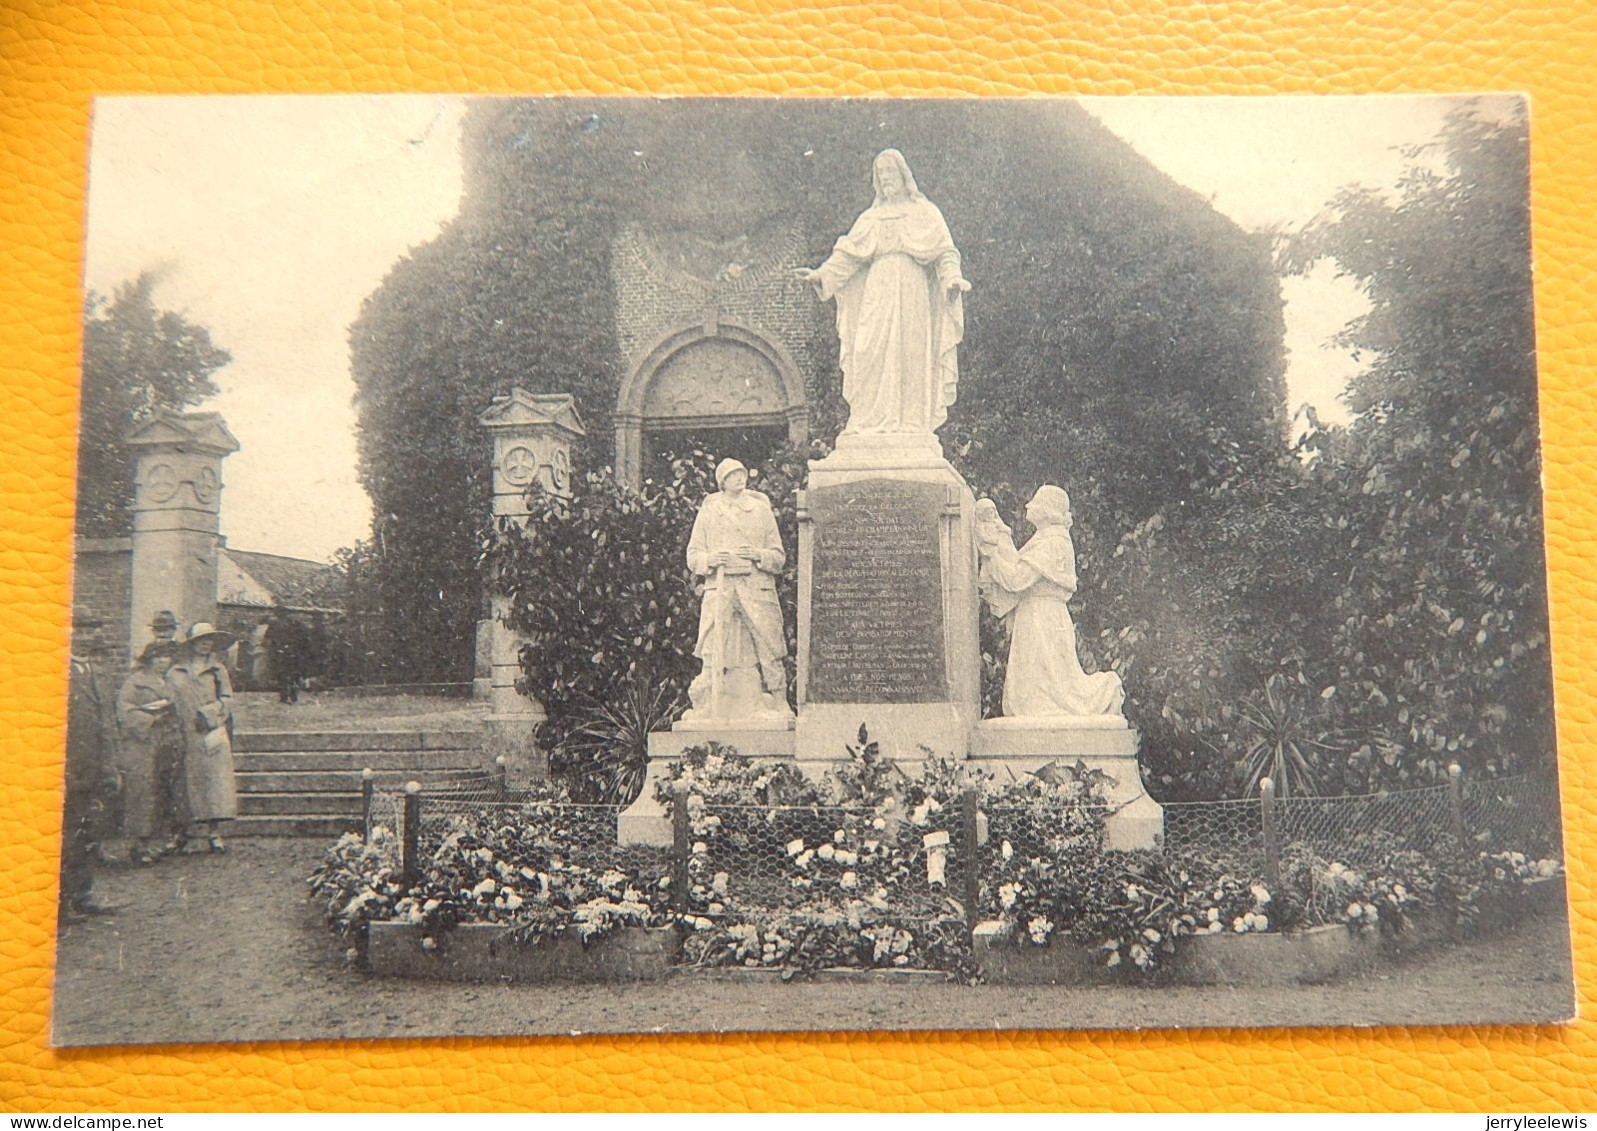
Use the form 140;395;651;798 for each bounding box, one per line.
227;728;488;837
235;749;485;772
235;768;492;793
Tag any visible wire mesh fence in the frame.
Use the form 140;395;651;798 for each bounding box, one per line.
1464;770;1565;859
690;802;968;921
358;763;1564;929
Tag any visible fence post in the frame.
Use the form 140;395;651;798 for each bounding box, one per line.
401;780;422;885
495;754;509;800
1447;762;1467;849
360;767;375;842
1259;777;1282;895
670;783;691;914
960;786;981;934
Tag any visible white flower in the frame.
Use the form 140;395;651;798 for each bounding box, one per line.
421;936;437;951
1347;901;1363;919
708;902;724;914
1106;950;1122;968
470;878;497;898
872;817;886;831
999;882;1019;910
692;841;708;855
1142;928;1161;943
835;849;858;866
840;871;859;890
1250;883;1272;905
833;829;846;844
1206;907;1220;923
817;843;836;862
1125;883;1142;900
786;838;805;857
1254;915;1268;931
1001;840;1013;861
796;850;814;869
1027;915;1054;944
910;801;931;826
1233;917;1248;933
1393;883;1407;899
712;872;729;896
500;890;523;911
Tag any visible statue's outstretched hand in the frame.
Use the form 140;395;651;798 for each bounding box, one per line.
947;277;972;300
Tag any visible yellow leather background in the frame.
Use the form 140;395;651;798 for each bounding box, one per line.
3;0;1593;1112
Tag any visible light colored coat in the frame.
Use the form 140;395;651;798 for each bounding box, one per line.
170;657;237;822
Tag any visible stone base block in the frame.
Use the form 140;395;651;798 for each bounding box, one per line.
970;720;1161;850
971;716;1137;757
645;722;795;761
483;713;546;785
367;921;677;982
811;432;949;473
623;725;799;846
795;702;971;763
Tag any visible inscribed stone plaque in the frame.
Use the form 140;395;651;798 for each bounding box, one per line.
807;479;947;702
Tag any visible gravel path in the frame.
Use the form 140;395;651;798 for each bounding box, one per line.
50;838;1576;1047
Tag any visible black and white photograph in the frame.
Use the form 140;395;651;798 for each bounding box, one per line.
54;94;1572;1045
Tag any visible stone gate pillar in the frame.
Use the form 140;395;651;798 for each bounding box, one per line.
124;410;239;659
479;389;585;783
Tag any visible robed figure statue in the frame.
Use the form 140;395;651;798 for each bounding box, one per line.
683;459;792;724
977;486;1126;720
797;149;971;437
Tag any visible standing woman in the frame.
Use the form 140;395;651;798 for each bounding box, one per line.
114;640;185;863
171;622;237;852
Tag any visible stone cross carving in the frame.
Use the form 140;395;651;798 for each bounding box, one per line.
123;410;239;660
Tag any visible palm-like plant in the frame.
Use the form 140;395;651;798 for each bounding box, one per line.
1232;674;1333;799
558;683;684;805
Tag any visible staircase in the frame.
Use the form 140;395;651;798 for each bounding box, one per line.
232;729;489;837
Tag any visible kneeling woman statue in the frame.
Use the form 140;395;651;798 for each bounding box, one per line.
977;485;1124;720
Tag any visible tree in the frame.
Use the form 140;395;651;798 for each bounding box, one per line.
77;273;231;537
1279;101;1552;790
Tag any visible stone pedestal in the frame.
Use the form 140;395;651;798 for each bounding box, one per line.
970;717;1163;850
478;389;584;784
794;437;980;763
124;411;239;659
619;720;797;846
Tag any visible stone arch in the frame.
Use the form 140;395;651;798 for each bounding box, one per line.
614;316;808;487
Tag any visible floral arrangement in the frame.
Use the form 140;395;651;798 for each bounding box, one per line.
677;900;977;981
313;727;1562;981
307;801;675;960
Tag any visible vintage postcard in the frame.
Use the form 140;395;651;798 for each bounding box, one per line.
54;94;1572;1045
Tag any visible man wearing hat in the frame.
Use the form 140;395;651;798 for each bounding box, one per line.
149;609;179;643
170;622;238;852
61;607;122;919
683;458;791;722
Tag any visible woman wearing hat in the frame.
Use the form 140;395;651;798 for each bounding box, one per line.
170;623;238;852
115;640;185;863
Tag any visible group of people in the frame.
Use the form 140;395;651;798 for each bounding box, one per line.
61;608;238;920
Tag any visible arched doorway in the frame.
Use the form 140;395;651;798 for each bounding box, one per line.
615;317;808;488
